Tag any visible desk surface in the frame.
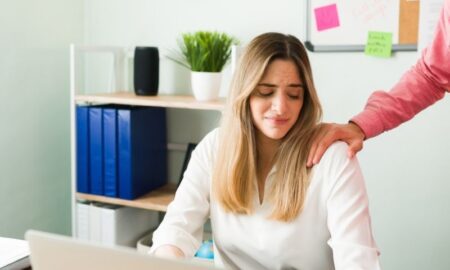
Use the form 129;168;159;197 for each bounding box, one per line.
1;256;30;270
0;237;30;270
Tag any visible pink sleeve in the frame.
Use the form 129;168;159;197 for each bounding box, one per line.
351;0;450;139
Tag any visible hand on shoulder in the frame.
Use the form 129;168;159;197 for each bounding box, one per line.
307;122;365;167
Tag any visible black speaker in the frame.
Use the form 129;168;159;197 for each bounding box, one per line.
134;46;159;96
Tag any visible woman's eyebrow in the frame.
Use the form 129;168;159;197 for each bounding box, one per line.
257;83;277;87
257;83;304;87
287;83;304;88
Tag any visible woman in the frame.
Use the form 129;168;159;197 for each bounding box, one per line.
150;32;381;270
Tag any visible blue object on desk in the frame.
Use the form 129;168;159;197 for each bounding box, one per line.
195;239;214;260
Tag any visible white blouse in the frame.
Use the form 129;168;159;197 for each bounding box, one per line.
150;128;381;270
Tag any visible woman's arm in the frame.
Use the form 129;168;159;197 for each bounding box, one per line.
324;143;381;270
149;130;218;258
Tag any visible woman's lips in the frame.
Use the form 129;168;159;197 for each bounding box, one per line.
265;117;289;125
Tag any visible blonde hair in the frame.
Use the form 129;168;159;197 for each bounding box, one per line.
212;33;322;222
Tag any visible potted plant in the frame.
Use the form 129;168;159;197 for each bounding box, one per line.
169;31;238;101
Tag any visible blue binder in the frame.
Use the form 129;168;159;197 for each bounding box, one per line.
76;106;90;193
118;107;167;200
103;107;118;197
89;106;104;195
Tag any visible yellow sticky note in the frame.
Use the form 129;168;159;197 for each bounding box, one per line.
365;31;392;58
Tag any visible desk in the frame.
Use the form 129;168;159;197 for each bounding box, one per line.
1;256;30;270
0;237;30;270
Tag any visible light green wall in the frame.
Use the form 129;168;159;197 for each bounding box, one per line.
0;0;83;239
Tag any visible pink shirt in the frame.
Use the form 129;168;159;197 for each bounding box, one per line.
352;0;450;139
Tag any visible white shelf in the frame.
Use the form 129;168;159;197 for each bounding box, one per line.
75;91;225;111
76;184;178;212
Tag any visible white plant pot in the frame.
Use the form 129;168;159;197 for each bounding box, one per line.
191;71;222;101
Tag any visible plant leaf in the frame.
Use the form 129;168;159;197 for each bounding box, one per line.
167;31;239;72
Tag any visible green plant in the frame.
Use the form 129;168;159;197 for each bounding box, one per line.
169;31;238;72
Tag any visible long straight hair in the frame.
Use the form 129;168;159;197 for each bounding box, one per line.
212;33;322;222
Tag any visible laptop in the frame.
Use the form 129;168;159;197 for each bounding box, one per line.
25;230;218;270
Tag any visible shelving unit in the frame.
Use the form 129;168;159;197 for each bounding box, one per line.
70;44;225;235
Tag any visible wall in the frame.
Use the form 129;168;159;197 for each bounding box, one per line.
84;0;450;269
0;0;84;238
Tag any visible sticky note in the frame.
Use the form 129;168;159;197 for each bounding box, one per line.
365;31;393;58
314;4;340;31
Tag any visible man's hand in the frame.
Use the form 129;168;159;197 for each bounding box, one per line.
307;122;366;167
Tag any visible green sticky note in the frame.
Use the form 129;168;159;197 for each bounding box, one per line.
365;31;392;58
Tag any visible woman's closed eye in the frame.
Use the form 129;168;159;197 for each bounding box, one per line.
255;88;274;97
254;84;304;99
286;88;303;100
287;92;303;100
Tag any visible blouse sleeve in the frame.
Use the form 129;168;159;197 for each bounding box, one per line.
149;129;217;258
324;142;381;270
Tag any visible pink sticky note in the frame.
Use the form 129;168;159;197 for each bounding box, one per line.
314;4;340;31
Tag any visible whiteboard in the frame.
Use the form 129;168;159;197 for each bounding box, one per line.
305;0;419;52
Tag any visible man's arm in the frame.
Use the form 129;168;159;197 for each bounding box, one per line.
352;0;449;138
307;0;449;166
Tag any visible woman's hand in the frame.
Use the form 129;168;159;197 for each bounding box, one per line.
153;244;185;259
307;122;365;167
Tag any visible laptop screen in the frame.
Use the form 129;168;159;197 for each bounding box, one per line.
25;230;219;270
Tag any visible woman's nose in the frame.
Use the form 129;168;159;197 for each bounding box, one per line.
271;94;287;114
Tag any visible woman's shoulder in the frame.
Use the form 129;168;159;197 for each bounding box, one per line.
314;141;358;172
311;142;364;193
204;127;220;140
321;141;349;160
198;128;220;148
192;128;220;160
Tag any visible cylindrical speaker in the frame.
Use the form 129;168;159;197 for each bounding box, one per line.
134;46;159;96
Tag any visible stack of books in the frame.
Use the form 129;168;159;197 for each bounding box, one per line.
76;105;167;200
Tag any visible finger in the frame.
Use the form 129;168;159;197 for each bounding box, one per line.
347;148;356;159
347;140;363;158
307;138;320;167
312;135;334;165
307;127;328;167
